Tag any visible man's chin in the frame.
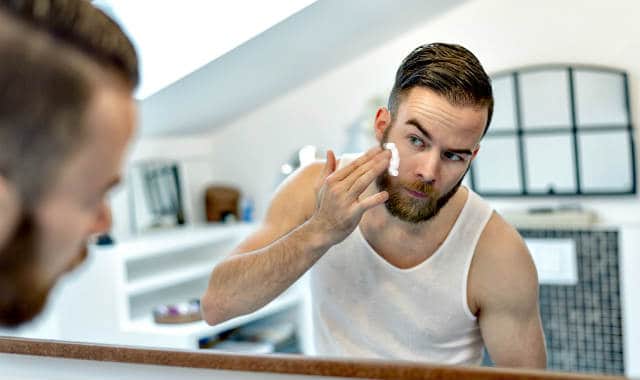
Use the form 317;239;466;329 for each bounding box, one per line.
0;283;51;327
385;203;438;224
384;184;462;224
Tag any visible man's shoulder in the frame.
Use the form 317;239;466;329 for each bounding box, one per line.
471;211;538;303
278;161;324;190
477;212;536;279
266;162;322;219
476;211;527;259
293;152;363;180
269;151;365;221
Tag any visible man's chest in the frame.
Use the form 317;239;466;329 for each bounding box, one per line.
360;224;450;270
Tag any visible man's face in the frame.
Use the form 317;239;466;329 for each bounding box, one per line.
0;82;136;326
375;87;487;223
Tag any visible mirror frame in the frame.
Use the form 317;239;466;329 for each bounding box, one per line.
0;337;628;380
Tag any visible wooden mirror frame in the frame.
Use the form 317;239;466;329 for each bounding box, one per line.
0;337;627;380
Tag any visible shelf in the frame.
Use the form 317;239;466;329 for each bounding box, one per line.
124;289;301;340
96;223;255;262
126;263;217;296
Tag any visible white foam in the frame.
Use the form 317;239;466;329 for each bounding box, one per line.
383;142;399;176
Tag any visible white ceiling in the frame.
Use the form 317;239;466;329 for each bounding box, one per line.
94;0;316;99
135;0;466;135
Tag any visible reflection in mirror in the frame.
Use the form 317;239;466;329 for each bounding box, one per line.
3;1;640;379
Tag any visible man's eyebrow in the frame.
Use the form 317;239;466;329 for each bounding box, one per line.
406;118;432;141
406;118;474;156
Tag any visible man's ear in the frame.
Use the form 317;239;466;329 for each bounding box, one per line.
470;144;480;161
0;176;20;249
374;107;391;143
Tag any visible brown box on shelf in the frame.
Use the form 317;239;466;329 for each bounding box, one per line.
205;186;240;222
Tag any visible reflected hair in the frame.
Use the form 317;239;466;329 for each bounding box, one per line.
0;0;138;205
0;0;139;87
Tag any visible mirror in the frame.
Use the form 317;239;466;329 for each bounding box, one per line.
1;1;638;379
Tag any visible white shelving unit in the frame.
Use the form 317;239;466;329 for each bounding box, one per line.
124;289;301;348
47;223;306;350
126;264;214;296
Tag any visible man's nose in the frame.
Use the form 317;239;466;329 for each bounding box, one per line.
414;150;440;185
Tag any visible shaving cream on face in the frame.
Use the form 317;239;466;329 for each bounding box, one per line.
383;142;399;176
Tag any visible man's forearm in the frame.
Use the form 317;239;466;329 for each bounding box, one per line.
201;220;331;325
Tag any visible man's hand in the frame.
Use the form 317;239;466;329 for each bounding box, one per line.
309;146;391;247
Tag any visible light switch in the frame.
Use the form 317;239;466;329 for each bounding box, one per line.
525;238;578;285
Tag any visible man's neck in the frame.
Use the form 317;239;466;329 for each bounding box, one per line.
358;185;469;268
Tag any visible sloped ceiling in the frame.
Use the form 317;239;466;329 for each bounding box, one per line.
139;0;466;136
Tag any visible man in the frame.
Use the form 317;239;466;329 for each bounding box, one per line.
0;0;138;326
201;43;546;368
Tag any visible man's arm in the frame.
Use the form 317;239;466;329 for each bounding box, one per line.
201;147;390;325
472;214;547;368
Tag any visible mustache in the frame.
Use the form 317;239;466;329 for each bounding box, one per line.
403;180;439;197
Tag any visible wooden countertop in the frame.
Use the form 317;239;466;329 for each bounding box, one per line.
0;337;627;380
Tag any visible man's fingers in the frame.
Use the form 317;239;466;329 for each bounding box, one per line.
316;150;336;191
348;157;388;195
330;146;381;181
358;191;389;212
322;150;336;178
343;149;390;192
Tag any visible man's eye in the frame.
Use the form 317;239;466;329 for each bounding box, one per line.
409;135;424;148
443;152;464;162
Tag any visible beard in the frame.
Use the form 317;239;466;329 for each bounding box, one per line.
0;214;50;326
376;171;464;224
0;212;87;327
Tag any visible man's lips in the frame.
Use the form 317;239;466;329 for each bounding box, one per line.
405;187;427;198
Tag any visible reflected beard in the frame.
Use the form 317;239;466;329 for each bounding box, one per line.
0;215;53;327
376;171;463;224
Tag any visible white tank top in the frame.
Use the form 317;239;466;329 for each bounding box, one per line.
309;154;493;365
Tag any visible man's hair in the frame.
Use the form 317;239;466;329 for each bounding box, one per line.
0;0;138;206
388;43;493;136
0;0;139;87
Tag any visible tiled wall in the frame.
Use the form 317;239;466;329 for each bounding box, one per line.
519;229;624;374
